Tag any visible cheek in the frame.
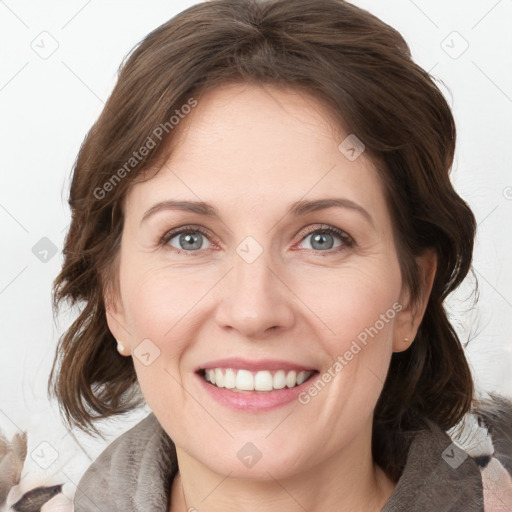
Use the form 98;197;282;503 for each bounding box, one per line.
120;257;205;346
299;258;402;352
120;264;196;416
120;247;402;352
297;271;401;428
116;259;218;415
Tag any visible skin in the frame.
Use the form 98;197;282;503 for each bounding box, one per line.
105;82;437;512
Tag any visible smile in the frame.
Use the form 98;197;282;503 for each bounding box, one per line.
202;368;316;392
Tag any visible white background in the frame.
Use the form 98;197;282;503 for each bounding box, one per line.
1;0;511;499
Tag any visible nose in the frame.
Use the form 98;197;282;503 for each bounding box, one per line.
214;247;296;339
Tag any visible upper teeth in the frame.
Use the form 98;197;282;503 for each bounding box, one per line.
204;368;314;392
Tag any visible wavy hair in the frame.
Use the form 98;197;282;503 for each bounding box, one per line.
48;0;477;480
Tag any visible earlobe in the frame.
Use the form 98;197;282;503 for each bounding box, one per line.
115;338;129;356
104;288;131;355
393;249;437;353
105;308;131;356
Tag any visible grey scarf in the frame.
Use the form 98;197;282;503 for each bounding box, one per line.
73;411;492;512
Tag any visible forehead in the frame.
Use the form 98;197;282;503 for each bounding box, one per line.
124;83;388;225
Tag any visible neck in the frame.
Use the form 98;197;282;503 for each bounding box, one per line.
169;423;396;512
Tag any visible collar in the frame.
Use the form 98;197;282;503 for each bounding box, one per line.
381;417;483;511
74;413;483;512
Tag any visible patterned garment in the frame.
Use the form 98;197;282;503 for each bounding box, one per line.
3;395;511;511
71;394;512;512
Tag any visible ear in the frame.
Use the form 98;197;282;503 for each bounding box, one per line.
104;280;131;356
393;249;437;352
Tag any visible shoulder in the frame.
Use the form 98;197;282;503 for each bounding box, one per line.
447;393;512;511
74;413;177;512
383;393;512;511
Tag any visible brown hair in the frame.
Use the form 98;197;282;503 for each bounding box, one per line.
48;0;477;480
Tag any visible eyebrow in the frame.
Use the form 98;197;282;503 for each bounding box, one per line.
140;197;374;227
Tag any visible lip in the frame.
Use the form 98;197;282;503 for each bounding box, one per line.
195;357;317;373
195;368;320;411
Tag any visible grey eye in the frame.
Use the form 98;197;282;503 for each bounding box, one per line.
300;230;344;251
168;231;211;251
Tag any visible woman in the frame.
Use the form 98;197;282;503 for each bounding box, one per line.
47;0;512;510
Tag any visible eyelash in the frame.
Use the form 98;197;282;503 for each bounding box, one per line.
159;224;354;256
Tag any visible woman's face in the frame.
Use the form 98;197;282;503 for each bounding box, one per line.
106;82;429;479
